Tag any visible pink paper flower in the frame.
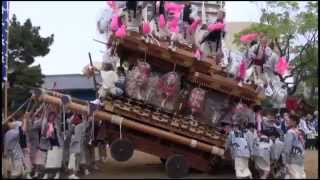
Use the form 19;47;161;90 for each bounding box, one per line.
275;56;288;75
159;14;166;28
111;15;119;32
208;22;225;31
168;18;179;33
143;21;151;34
189;19;201;33
240;32;258;43
115;25;126;38
164;2;184;12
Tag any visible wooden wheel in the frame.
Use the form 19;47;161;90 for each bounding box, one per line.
165;154;189;178
110;138;134;162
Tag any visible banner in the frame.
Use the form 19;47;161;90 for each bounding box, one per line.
2;1;9;81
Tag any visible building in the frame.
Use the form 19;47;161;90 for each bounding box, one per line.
190;1;225;23
146;1;225;24
42;74;100;101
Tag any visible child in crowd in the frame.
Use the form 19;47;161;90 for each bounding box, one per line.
225;118;253;179
283;113;306;179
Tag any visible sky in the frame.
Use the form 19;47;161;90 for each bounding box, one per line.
9;1;261;75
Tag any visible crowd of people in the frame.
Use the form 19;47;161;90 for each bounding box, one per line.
224;108;318;179
2;105;110;179
2;100;318;179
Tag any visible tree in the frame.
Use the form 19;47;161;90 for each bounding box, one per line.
233;1;318;107
4;15;54;112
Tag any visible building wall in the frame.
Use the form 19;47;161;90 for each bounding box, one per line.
224;22;254;50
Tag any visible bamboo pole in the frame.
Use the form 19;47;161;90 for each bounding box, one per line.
36;93;225;157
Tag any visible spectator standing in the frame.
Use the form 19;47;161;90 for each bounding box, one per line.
283;114;306;179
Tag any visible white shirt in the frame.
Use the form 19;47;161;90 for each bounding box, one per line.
298;118;311;135
100;70;118;89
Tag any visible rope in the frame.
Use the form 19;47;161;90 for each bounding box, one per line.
25;98;33;113
190;139;198;148
173;63;176;72
91;112;95;145
111;115;124;139
120;118;122;139
62;104;66;140
6;97;32;121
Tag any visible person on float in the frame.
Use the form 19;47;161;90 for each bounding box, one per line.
199;9;226;60
247;33;273;88
165;2;184;51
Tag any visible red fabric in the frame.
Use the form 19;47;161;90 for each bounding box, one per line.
72;114;82;125
286;98;299;111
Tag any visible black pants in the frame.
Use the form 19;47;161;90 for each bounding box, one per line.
306;138;317;150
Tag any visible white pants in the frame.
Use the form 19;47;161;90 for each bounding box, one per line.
68;153;80;171
45;146;63;169
254;156;270;172
234;157;252;178
94;147;100;162
285;164;306;179
34;150;47;166
12;158;25;177
23;148;32;173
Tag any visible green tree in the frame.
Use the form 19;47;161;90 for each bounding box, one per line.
233;1;318;107
5;15;54;112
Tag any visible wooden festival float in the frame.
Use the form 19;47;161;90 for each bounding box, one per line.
32;31;265;178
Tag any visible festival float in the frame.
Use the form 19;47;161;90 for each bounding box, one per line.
32;1;289;178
